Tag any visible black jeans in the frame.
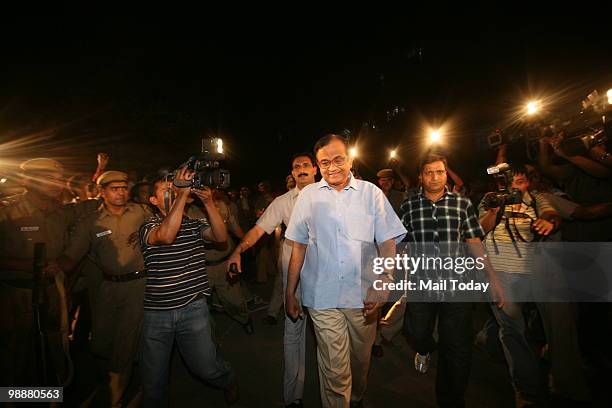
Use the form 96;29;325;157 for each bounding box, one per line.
404;302;473;408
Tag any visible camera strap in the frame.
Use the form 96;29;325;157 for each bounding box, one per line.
490;203;505;255
163;188;173;214
504;216;523;258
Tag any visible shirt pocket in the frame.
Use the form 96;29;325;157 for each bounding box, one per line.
345;211;375;242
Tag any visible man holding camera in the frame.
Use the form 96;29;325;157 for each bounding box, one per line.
478;163;590;406
139;168;237;407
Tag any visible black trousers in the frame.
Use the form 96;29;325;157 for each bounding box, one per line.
404;302;473;408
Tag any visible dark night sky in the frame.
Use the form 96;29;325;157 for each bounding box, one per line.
1;16;611;189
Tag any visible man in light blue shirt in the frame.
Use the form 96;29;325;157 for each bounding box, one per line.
285;134;406;408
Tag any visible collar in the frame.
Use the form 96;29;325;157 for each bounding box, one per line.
318;173;360;191
418;186;450;203
99;202;133;218
521;191;533;206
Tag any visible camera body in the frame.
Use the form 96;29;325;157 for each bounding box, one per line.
184;156;231;190
483;163;523;209
173;138;231;190
558;122;610;157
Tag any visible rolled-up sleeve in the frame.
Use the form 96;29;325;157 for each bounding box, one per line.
285;193;310;245
462;199;485;240
256;197;284;235
373;187;407;243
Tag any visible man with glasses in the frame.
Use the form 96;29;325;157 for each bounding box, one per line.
285;135;406;408
227;153;318;408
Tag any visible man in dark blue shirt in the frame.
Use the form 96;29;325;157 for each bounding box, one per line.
139;168;238;407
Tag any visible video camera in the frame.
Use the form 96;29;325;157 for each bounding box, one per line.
172;138;231;189
483;163;523;209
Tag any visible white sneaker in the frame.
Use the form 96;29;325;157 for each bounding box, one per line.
414;352;430;374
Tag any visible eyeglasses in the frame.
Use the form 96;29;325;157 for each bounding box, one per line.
318;156;347;169
423;170;446;177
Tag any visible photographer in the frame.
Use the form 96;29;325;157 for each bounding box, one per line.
478;164;591;406
139;168;238;407
538;135;612;241
540;133;612;179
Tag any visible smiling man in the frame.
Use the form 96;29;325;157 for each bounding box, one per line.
285;134;406;408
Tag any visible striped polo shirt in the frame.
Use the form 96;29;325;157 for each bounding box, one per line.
139;214;211;310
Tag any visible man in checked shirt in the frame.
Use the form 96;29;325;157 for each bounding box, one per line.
399;154;504;408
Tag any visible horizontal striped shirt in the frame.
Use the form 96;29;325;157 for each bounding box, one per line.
478;191;556;274
139;214;211;310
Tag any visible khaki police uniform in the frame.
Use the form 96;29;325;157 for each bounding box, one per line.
0;190;74;386
64;198;104;333
65;201;151;372
186;201;250;325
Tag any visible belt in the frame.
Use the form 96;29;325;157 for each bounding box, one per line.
103;270;146;283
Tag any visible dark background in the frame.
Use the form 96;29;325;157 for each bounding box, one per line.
1;15;611;189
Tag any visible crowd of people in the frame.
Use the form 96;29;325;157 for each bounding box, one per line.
1;131;612;408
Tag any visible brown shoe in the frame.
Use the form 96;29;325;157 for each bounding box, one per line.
224;381;239;405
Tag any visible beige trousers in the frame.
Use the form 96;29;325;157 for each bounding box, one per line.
309;308;377;408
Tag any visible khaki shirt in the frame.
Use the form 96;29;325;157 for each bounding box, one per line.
65;203;152;275
0;192;74;279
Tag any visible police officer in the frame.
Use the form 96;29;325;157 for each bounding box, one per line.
0;158;73;387
48;170;152;407
376;168;405;216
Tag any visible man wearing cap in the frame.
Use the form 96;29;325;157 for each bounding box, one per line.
48;170;152;407
0;158;73;387
376;168;406;216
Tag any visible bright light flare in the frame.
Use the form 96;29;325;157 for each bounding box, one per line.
429;130;442;143
607;89;612;105
216;138;223;154
389;149;397;159
349;146;359;158
526;101;540;115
